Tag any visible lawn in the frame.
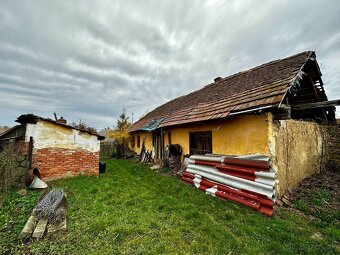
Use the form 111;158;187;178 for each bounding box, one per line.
0;159;339;255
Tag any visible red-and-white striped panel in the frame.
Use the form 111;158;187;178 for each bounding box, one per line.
182;154;276;216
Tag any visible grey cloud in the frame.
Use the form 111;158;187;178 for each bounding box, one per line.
0;0;340;129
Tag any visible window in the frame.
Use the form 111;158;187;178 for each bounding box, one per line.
130;136;135;147
189;131;212;155
168;131;171;145
137;135;140;148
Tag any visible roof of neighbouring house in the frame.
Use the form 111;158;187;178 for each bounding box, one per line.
130;51;323;132
0;126;10;135
14;114;105;140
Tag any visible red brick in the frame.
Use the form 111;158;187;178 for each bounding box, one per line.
32;147;99;181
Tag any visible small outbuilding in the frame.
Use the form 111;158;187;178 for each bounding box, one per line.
0;114;104;181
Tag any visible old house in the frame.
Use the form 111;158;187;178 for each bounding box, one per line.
0;114;104;181
130;51;339;198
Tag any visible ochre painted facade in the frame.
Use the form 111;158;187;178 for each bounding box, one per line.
167;113;271;156
130;113;272;156
130;131;153;154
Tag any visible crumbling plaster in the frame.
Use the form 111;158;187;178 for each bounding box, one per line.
25;120;100;153
271;119;326;197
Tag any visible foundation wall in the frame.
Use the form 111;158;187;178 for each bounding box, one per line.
33;148;99;181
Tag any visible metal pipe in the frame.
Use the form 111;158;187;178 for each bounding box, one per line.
202;185;260;210
194;178;258;201
190;160;276;185
187;167;274;199
183;154;277;215
182;172;195;179
255;171;276;179
192;175;274;206
190;155;270;169
228;105;276;116
215;164;263;174
181;176;193;184
224;158;270;169
182;173;274;216
190;155;222;163
188;164;274;191
193;160;218;167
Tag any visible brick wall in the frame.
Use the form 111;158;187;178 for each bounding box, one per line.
32;147;99;180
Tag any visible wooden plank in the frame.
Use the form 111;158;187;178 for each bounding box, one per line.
292;99;340;110
47;217;67;235
32;219;48;239
18;213;38;239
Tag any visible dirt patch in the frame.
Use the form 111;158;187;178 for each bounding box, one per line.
289;171;340;224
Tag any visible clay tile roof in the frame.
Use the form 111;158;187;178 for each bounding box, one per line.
130;51;313;132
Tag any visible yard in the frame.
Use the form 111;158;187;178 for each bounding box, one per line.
1;159;339;255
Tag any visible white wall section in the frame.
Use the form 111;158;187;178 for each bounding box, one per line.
25;121;100;152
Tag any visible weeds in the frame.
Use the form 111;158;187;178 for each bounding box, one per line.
0;159;339;254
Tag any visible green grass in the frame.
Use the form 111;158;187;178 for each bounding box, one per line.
1;159;339;254
292;187;340;224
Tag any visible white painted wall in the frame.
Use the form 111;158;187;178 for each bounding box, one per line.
25;120;100;152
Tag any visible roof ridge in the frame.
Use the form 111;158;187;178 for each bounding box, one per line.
203;51;313;89
131;51;315;131
136;51;312;123
16;114;104;139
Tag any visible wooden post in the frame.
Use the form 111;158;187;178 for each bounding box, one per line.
160;128;164;160
28;136;34;169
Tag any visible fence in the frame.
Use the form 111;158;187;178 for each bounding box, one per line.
100;142;117;159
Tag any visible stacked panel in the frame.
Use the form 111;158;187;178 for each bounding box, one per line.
181;154;276;216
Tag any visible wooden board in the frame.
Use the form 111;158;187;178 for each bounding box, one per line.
47;217;67;235
18;213;38;239
32;219;48;239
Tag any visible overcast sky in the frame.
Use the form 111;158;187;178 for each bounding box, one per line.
0;0;339;129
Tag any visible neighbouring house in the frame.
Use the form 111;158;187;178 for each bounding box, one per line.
0;114;104;182
130;51;340;197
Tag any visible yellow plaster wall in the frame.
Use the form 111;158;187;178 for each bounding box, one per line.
165;113;271;156
130;131;153;154
164;131;171;147
271;120;326;197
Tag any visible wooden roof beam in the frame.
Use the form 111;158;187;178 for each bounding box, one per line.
291;99;340;111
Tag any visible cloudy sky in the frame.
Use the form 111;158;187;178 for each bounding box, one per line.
0;0;339;129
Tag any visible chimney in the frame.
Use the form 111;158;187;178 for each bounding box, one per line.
57;117;67;125
214;77;223;83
